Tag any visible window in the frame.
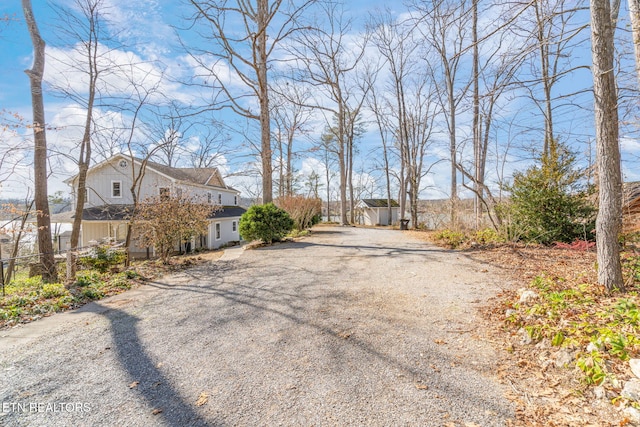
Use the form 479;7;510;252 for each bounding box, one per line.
218;193;222;204
112;181;122;198
208;193;212;204
159;187;170;201
232;221;237;232
234;195;238;205
215;223;221;240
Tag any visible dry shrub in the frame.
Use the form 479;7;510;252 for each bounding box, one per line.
275;196;322;230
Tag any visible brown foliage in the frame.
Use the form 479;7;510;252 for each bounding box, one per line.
275;196;322;230
135;194;218;263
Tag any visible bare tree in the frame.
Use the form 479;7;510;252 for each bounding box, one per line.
629;0;640;87
22;0;57;283
369;9;415;223
1;197;34;285
270;80;313;197
49;0;113;281
366;77;395;226
414;0;473;229
591;0;624;292
288;1;369;225
184;0;315;203
188;121;232;169
509;0;590;156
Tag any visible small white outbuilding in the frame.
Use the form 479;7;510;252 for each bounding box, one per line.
357;199;400;226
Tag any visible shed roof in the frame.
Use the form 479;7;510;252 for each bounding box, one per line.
360;199;400;208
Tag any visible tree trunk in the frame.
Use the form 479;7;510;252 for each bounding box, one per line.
472;0;481;229
591;0;624;292
629;0;640;88
22;0;58;283
257;0;272;204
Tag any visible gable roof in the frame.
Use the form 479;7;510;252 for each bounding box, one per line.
66;154;236;191
360;199;400;208
143;159;228;189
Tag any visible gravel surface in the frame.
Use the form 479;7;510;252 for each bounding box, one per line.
0;226;514;426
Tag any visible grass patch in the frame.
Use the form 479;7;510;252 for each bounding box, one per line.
0;251;218;328
504;267;640;387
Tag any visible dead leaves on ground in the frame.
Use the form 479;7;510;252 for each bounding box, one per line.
195;392;209;407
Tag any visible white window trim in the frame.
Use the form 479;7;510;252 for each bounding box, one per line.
111;180;122;198
215;222;221;240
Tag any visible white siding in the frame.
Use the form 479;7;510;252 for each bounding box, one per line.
207;218;241;249
80;157;239;207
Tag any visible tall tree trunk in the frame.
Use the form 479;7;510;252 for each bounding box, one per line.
286;129;294;196
448;79;457;229
534;0;554;156
591;0;624;292
257;0;272;204
629;0;640;88
472;0;481;229
22;0;58;283
348;129;355;224
338;110;348;226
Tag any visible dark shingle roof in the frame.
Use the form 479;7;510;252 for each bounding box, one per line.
143;159;228;189
210;206;247;219
83;205;134;221
361;199;400;208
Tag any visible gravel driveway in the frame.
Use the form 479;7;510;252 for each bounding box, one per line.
0;226;514;426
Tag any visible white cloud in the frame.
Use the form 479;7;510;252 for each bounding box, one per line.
45;43;192;105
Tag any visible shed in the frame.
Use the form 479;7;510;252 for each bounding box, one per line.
357;199;400;226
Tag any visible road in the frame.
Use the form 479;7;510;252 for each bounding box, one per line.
0;226;514;426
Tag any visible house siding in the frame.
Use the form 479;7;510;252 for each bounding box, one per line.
65;155;244;256
208;218;241;249
78;156;240;208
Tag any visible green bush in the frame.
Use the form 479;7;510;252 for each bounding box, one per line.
434;229;466;248
80;245;125;273
239;203;294;244
40;283;69;299
506;139;595;245
75;271;101;287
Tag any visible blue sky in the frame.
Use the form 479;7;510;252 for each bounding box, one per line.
1;1;640;202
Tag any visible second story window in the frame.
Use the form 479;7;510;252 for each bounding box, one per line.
112;181;122;198
218;193;222;204
208;193;212;204
159;187;170;201
234;195;238;205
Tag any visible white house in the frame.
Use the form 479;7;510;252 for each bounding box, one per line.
357;199;400;226
55;154;245;257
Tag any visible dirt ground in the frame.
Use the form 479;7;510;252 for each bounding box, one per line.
1;226;515;426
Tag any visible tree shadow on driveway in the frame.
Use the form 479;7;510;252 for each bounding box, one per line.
85;302;219;427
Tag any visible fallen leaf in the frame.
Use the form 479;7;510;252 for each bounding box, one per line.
152;408;163;415
129;381;139;389
195;392;209;407
414;383;428;390
434;339;446;345
338;331;351;339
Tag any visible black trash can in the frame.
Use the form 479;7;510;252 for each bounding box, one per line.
399;219;409;230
